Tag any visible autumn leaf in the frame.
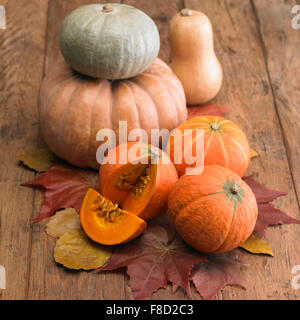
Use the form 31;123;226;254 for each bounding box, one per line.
22;164;99;224
191;251;247;300
240;234;273;256
18;148;54;172
99;225;207;300
46;208;81;238
255;203;300;238
243;175;300;238
54;229;112;270
243;175;287;203
187;104;229;119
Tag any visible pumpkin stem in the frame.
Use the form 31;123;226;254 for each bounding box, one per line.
181;8;193;16
102;5;114;13
210;122;220;131
231;184;240;195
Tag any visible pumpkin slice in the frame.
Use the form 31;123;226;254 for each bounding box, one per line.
80;188;147;245
100;142;178;220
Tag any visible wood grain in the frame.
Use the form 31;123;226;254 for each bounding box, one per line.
185;0;300;299
251;0;300;207
0;0;299;300
0;0;48;299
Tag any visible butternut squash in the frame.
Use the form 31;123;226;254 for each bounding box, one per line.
169;9;223;105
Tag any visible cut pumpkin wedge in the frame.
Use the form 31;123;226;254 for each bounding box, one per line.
80;188;147;245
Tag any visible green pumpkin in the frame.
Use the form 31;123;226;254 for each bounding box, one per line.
60;3;160;80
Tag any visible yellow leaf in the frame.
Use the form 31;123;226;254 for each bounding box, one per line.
240;234;273;256
54;229;112;270
46;208;81;238
18;148;54;172
250;148;259;159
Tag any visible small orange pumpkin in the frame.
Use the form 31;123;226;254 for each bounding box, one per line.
99;142;178;220
168;165;258;253
167;116;251;177
80;188;147;245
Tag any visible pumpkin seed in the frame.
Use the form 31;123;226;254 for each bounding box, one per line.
115;165;152;199
95;195;122;222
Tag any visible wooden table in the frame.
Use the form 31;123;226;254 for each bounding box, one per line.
0;0;299;300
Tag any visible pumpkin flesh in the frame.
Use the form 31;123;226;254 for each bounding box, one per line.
100;142;178;220
80;188;147;245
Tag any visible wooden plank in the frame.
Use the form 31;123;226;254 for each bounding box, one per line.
185;0;300;299
251;0;300;206
27;0;185;300
0;0;48;299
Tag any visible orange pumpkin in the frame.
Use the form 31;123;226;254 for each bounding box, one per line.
39;58;187;169
168;165;258;253
167;116;251;177
99;142;178;220
80;188;147;245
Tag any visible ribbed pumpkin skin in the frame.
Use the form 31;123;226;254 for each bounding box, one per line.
60;3;160;79
39;58;187;169
167;116;250;177
168;165;258;253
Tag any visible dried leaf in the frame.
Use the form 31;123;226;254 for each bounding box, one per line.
191;251;247;300
187;104;229;119
240;234;273;256
54;229;112;270
250;149;259;158
99;225;207;300
243;175;287;203
243;176;300;238
22;164;99;224
18;148;54;172
256;203;300;238
46;208;80;238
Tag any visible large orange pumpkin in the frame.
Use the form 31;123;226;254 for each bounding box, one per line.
168;165;258;253
39;58;187;169
99;142;178;220
167;116;251;177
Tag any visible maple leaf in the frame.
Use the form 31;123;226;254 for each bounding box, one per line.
243;175;287;203
243;175;300;238
22;164;99;224
191;251;247;300
99;225;207;300
187;104;229;119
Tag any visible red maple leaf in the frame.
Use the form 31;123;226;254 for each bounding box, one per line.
191;251;247;300
187;104;229;119
243;175;300;237
99;225;207;300
22;164;99;223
